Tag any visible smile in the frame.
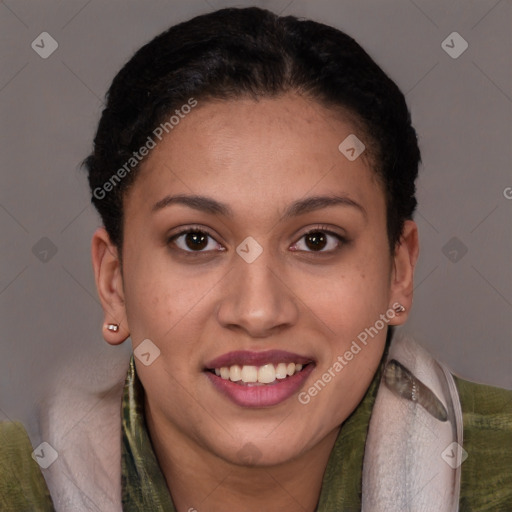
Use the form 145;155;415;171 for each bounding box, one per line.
204;350;316;407
211;362;306;384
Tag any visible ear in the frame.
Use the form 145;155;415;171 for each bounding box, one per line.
388;220;419;326
91;227;130;345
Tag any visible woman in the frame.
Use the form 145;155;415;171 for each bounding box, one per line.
1;7;511;512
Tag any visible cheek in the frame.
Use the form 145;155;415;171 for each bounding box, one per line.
121;247;172;338
301;255;391;337
323;257;391;416
121;252;219;348
327;348;383;426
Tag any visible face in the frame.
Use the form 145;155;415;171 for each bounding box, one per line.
93;93;417;467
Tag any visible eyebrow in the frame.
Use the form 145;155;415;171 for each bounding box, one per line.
152;193;367;220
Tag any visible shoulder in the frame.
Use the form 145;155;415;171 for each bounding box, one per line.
453;375;512;511
0;421;55;511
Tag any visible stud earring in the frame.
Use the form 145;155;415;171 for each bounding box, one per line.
393;304;406;314
106;323;119;332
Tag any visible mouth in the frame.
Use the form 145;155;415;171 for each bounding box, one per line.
207;361;312;385
204;350;316;407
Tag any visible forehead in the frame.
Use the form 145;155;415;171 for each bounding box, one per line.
126;94;383;217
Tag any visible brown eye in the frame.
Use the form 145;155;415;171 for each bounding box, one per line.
304;231;327;251
184;231;209;250
169;229;222;253
291;228;345;253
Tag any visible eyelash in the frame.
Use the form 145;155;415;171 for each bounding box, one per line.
167;224;347;256
299;226;347;248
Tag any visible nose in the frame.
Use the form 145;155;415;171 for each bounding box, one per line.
216;253;300;338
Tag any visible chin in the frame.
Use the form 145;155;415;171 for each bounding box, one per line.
211;432;310;468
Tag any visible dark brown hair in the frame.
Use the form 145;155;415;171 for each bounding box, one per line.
83;6;421;254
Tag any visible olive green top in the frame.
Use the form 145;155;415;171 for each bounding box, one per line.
1;355;511;511
0;420;55;512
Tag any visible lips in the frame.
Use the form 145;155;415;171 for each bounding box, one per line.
204;350;316;408
205;350;313;369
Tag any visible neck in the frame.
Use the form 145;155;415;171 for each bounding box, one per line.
144;395;340;512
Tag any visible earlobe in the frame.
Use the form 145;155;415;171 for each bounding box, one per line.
91;227;130;345
388;220;419;326
102;321;130;345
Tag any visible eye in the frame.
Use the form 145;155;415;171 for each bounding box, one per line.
168;227;224;254
290;226;346;253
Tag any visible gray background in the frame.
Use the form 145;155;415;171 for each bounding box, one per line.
1;0;511;434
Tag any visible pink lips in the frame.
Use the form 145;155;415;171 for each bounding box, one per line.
205;350;313;369
204;350;315;408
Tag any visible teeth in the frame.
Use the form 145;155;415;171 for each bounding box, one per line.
241;365;258;383
275;363;288;379
229;364;242;382
258;364;276;384
214;362;306;384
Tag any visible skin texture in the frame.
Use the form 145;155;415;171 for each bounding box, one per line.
92;93;419;512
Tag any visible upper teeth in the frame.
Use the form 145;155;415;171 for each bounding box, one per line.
214;363;304;384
